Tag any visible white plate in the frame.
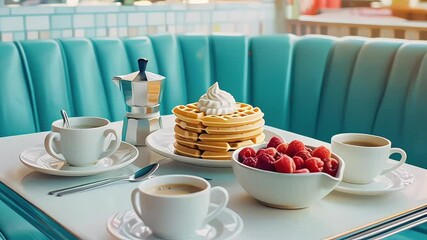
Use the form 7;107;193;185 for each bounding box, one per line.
334;168;414;195
107;205;244;240
20;141;139;177
146;127;280;168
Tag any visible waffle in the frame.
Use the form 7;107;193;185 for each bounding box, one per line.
201;151;233;160
175;118;204;133
202;107;264;127
175;118;265;135
172;102;265;161
174;142;201;158
199;127;263;142
174;125;198;141
172;103;203;125
175;133;265;152
173;103;264;127
175;123;262;141
174;142;233;160
175;135;198;148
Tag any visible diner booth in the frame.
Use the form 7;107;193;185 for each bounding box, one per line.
0;0;427;239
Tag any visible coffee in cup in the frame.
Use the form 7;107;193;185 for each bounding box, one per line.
131;174;229;240
44;117;121;167
331;133;406;184
148;183;204;195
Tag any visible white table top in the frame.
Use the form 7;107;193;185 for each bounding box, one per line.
1;115;426;240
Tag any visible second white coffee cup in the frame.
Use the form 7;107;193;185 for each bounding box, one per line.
331;133;407;184
131;174;229;240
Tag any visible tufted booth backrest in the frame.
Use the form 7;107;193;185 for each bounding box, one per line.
0;34;426;169
251;35;427;169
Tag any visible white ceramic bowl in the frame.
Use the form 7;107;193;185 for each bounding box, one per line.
232;143;345;209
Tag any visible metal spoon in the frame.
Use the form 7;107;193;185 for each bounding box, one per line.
49;162;160;196
60;109;70;129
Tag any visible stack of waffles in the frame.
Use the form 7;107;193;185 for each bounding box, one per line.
172;103;265;160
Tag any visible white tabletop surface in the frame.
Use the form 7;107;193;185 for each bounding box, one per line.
1;115;427;240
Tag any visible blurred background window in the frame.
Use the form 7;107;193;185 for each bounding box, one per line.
1;0;381;6
5;0;64;4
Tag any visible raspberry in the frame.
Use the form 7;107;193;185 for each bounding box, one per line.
295;168;310;174
265;147;278;157
274;154;295;173
256;148;267;157
267;136;284;149
292;156;305;170
242;157;257;168
294;150;312;160
305;147;313;154
322;157;339;177
305;157;324;172
255;154;276;171
274;152;283;160
285;140;306;157
238;147;256;162
276;143;288;154
312;146;331;160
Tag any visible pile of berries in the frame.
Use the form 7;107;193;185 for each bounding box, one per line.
238;137;339;177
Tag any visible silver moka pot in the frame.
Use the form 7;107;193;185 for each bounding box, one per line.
113;58;165;146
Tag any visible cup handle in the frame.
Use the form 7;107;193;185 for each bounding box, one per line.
99;129;121;159
381;148;407;175
131;189;144;220
44;132;66;161
202;186;229;226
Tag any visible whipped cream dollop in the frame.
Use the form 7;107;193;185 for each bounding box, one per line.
198;82;237;115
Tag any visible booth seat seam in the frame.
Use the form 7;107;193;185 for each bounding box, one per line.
55;39;76;117
14;41;40;133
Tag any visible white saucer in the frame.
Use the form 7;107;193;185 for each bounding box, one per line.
20;141;139;177
107;206;244;240
146;127;280;168
334;168;414;195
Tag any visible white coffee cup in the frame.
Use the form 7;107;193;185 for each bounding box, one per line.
331;133;407;184
131;174;229;240
44;117;121;167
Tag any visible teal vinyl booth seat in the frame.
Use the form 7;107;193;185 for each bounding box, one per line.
1;34;427;239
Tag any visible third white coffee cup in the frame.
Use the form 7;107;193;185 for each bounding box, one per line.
131;174;229;240
331;133;407;184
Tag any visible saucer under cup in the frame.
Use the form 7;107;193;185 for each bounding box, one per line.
335;167;414;195
20;142;139;176
107;206;243;240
